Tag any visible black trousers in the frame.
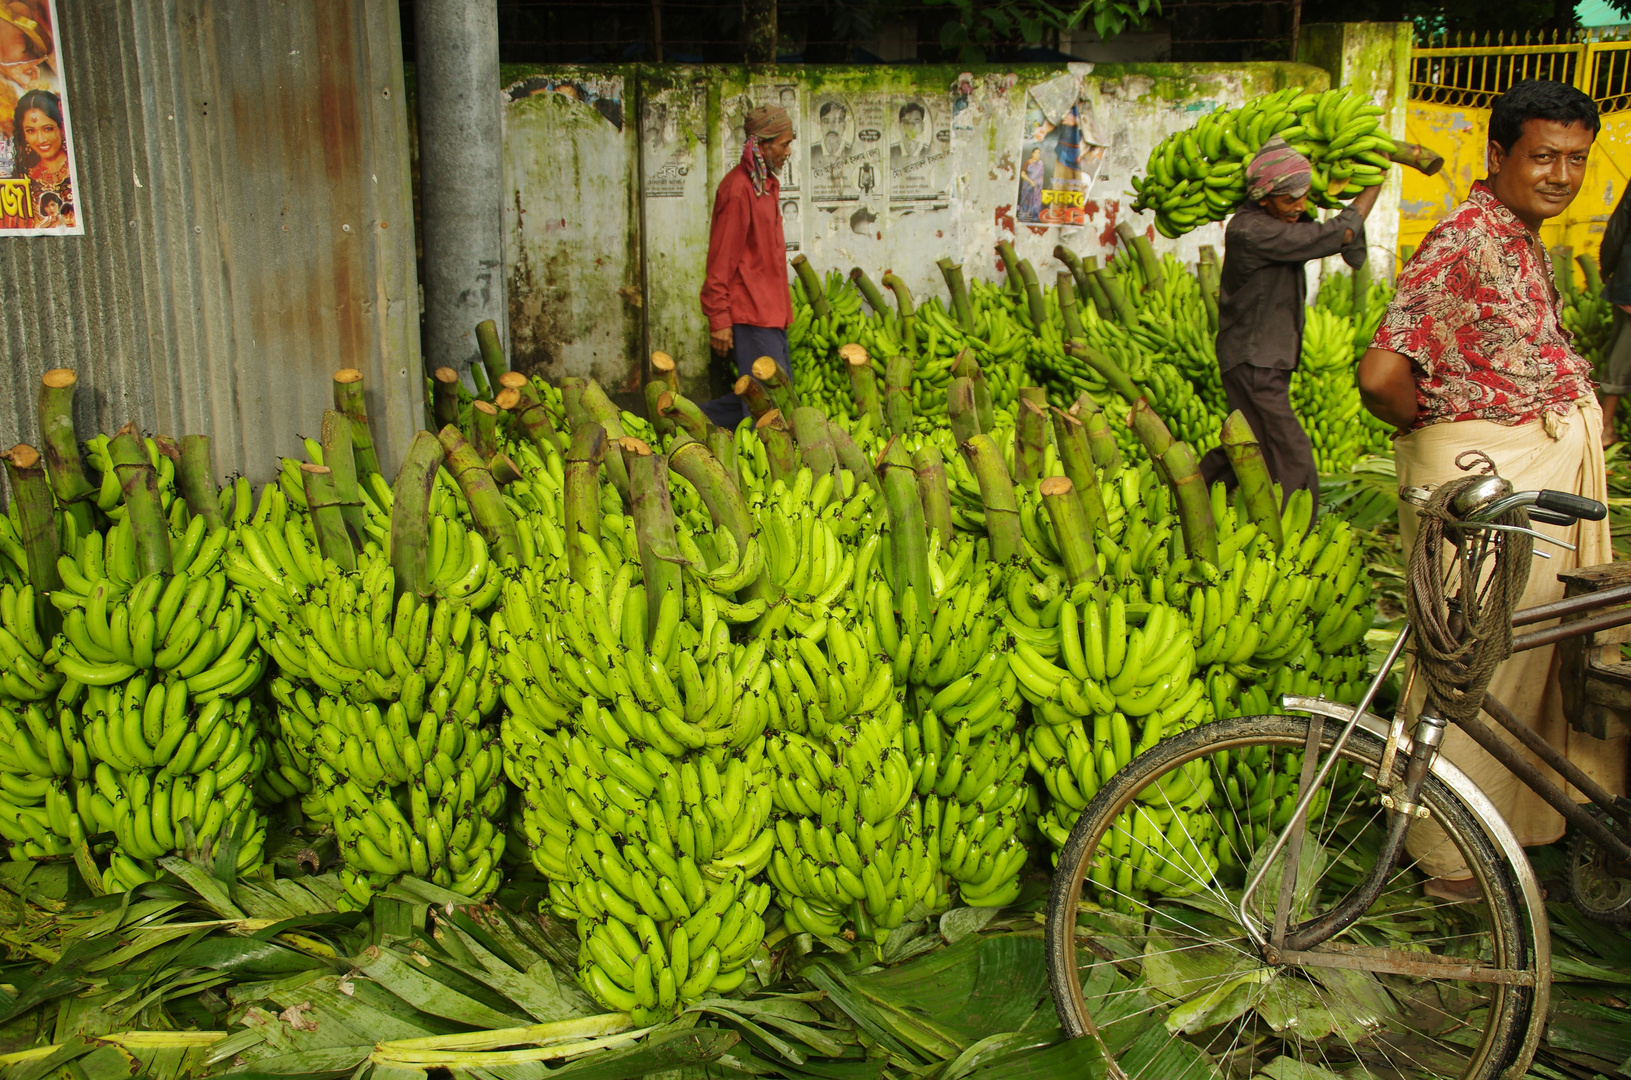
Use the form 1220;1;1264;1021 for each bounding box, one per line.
1198;363;1319;513
699;325;791;429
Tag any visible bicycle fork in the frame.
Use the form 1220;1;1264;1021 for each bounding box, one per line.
1238;625;1421;953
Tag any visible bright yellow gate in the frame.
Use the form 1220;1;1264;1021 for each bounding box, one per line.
1400;30;1631;282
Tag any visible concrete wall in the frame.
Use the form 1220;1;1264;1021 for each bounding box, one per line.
501;51;1402;399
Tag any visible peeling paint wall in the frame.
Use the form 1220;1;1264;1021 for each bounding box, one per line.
503;56;1412;398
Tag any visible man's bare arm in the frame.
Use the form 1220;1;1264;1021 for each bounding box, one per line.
1358;347;1417;430
1340;185;1384;245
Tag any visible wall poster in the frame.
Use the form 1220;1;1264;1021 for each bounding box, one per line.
641;81;705;201
1017;74;1107;229
0;0;80;235
807;91;886;251
888;93;951;215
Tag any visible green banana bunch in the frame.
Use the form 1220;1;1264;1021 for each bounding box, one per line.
766;718;941;943
1292;306;1392;475
1132;85;1396;237
0;580;61;702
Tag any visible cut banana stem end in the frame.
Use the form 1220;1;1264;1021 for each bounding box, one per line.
332;368;381;478
754;410;798;484
301;464;357;572
37;368;98;537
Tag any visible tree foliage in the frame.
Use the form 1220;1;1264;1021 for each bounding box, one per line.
924;0;1164;62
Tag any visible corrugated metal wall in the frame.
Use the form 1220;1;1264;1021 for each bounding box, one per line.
0;0;420;489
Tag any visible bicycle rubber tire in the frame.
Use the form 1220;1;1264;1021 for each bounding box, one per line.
1045;714;1534;1080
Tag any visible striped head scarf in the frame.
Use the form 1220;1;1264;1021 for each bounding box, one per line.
742;105;794;197
1246;136;1313;202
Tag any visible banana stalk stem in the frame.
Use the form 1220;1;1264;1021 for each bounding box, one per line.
561;376;588;431
1081;409;1123;478
1220;410;1285;546
950;349;994;432
563;424;607;587
621;437;684;635
706;428;738;478
828;422;880;497
470;361;491;401
1163;441;1219;566
1014;389;1047;485
755;410;799;484
885;354;915;437
1081;255;1114;321
947;377;981;445
1016;256;1047;330
1039;476;1100;585
644;382;676;440
1352;256;1371;313
789;407;839;484
389;431;443;597
490;452;522;486
733;375;777;422
669;437;771;600
1116;221;1165;293
318;413;367;545
841;344;882;427
1129;397;1177;485
996;240;1023;293
475;319;507;390
107;425;171;576
510;382;565;457
657;389;712;441
1196;257;1220;331
171;435;224;529
751;356;799;416
2;445;61;629
651;351;679;391
912;446;954;546
437;425;522;566
1066;342;1144;403
577;380;631;501
1092;265;1140;329
849;267;888;313
882;272;917;350
36;369;96;536
1057;271;1084;342
1387;140;1444;176
469;400;499;463
791;254;831;317
937;258;976;333
432;368;463;430
879;438;932;617
1050;407;1110;533
332;368;381;478
960;434;1022;562
300;465;357;570
1054;245;1093;312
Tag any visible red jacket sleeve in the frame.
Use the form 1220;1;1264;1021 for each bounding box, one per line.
701;179;748;332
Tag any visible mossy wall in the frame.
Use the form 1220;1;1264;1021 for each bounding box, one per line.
502;50;1400;399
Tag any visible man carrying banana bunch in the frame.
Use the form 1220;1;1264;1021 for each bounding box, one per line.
1359;79;1622;901
1199;135;1383;510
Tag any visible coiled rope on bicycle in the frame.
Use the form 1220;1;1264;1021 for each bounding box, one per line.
1404;451;1534;727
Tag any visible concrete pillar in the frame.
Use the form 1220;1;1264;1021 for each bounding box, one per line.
414;0;506;381
1299;22;1413;283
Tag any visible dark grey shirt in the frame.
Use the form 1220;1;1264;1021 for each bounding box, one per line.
1217;201;1367;372
1602;185;1631;305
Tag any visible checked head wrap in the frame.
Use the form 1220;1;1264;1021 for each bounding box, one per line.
741;105;794;197
1245;135;1313;202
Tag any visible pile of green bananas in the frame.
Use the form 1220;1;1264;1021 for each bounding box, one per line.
1292;306;1394;475
1132;85;1395;236
1558;253;1615;390
229;483;510;908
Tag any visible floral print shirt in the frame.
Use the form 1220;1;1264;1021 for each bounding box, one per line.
1371;181;1595;429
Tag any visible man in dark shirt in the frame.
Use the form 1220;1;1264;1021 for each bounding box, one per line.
1198;136;1384;508
1597;182;1631;443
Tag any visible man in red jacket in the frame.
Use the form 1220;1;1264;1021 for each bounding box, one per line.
699;105;796;427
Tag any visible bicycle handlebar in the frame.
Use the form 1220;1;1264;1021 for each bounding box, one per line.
1535;489;1608;522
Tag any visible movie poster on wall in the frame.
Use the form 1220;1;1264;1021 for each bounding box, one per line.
1017;74;1107;229
0;0;81;235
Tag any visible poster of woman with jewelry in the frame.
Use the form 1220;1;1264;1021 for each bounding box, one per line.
1;0;82;235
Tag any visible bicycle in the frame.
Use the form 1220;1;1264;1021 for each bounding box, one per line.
1044;464;1631;1080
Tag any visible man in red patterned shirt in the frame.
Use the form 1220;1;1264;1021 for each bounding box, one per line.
1358;80;1622;899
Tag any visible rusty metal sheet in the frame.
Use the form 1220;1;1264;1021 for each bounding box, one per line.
0;0;420;492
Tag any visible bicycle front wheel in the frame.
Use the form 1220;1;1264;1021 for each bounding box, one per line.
1045;714;1536;1080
